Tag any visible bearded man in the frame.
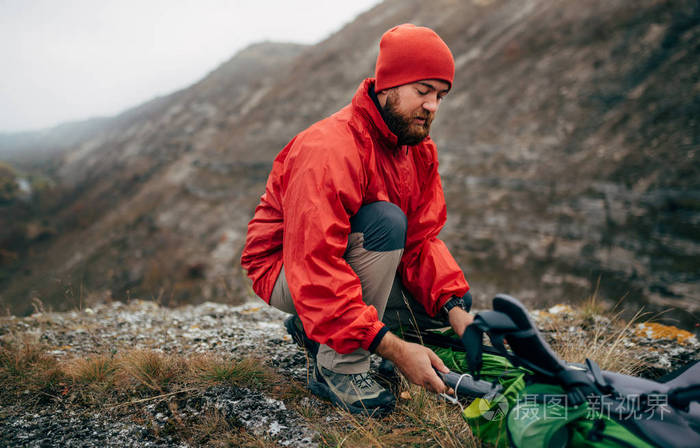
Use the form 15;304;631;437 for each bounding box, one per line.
241;24;473;415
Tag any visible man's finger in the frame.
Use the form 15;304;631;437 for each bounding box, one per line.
428;348;449;373
426;371;448;393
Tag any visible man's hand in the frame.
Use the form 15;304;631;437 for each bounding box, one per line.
448;307;474;338
375;331;449;393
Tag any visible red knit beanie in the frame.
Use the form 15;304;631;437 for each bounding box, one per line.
374;24;455;92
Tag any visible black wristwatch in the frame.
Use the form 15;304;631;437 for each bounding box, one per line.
442;295;465;316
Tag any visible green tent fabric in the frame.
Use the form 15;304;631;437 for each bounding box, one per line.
506;383;587;447
429;344;659;448
432;345;528;448
507;383;655;448
568;415;656;448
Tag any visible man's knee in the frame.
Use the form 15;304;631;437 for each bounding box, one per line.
350;202;407;251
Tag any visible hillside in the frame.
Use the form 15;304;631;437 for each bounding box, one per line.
0;42;307;314
0;0;698;330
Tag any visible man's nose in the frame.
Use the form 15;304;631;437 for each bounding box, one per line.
423;96;439;113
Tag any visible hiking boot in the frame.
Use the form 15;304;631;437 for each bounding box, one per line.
309;365;396;416
376;358;401;392
284;315;319;357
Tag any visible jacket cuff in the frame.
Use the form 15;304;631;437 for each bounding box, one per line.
368;325;390;353
462;291;473;312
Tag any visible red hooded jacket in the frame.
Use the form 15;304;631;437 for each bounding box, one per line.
241;78;469;354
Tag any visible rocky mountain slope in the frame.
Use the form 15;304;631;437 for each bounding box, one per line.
0;0;698;330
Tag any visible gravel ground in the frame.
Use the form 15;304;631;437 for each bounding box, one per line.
0;299;697;446
0;405;179;448
0;300;321;447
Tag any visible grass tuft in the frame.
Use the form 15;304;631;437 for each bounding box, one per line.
67;355;118;385
117;349;183;393
191;355;271;389
0;338;65;398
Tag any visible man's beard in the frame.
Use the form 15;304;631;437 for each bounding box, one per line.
382;90;434;146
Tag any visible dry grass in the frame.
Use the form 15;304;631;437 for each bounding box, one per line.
0;341;284;445
394;385;478;448
0;337;66;399
188;410;233;442
0;342;277;402
67;355;118;384
172;409;278;447
117;349;184;393
1;297;676;447
189;354;272;389
0;336;482;447
317;380;478;448
538;293;649;375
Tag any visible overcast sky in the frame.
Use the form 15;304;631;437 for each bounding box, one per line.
0;0;382;133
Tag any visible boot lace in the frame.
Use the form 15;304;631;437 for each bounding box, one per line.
351;372;376;391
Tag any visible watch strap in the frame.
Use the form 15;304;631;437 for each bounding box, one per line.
443;295;465;315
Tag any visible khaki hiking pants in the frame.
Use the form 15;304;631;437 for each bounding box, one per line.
269;201;448;374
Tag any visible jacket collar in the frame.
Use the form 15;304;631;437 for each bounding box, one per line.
352;78;400;147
